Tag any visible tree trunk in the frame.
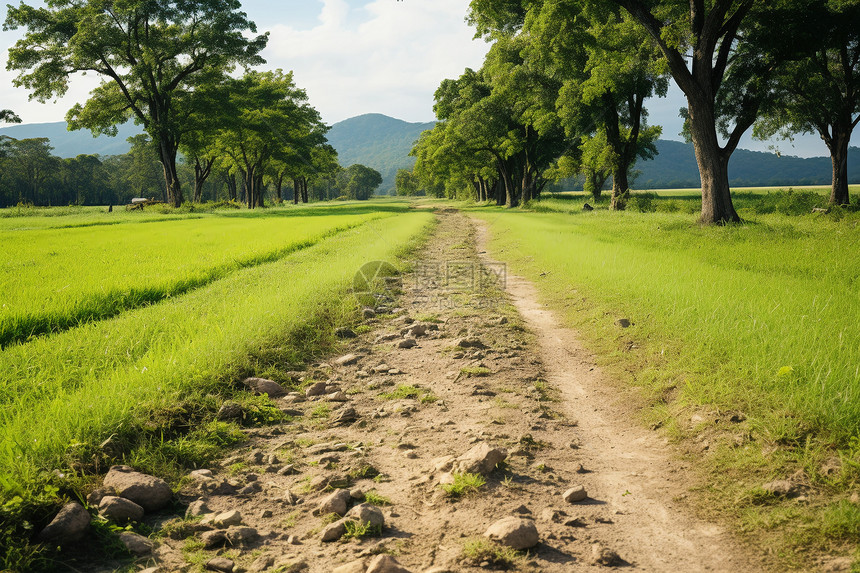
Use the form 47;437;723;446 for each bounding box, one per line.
157;136;182;207
193;157;213;203
827;125;851;205
687;94;740;224
610;168;630;210
293;180;299;204
301;178;308;203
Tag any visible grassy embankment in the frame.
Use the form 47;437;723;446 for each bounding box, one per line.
470;190;860;568
0;202;433;570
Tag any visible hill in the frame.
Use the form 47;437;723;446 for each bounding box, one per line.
633;139;860;189
0;121;141;157
327;113;435;194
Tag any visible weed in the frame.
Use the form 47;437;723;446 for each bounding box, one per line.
461;537;523;568
348;464;380;480
518;434;549;451
343;520;383;539
378;385;422;400
441;473;486;498
364;491;392;506
310;404;331;419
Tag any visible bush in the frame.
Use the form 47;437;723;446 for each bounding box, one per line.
752;189;826;216
627;192;658;212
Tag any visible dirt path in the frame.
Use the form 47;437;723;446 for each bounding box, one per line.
137;210;761;573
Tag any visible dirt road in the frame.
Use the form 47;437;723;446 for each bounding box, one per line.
141;210;761;572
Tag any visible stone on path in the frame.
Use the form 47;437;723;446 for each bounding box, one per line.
186;499;212;518
315;489;351;516
366;554;412;573
103;465;172;512
563;485;588;503
206;557;235;572
483;517;540;550
335;353;361;366
118;531;154;556
333;560;366;573
452;442;507;475
99;495;144;523
591;544;622;566
346;503;385;528
243;377;287;398
38;501;91;544
397;338;418;349
321;519;347;542
454;337;486;349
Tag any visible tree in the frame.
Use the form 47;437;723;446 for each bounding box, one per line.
395;169;421;196
5;0;268;207
603;0;791;223
3;138;59;205
753;0;860;205
341;164;382;200
0;110;21;124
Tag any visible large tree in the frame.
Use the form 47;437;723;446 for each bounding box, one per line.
5;0;267;207
753;0;860;206
603;0;795;223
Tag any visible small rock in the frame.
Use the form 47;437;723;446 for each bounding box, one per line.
356;370;370;378
563;486;588;503
366;554;412;573
211;509;243;527
274;558;309;572
591;544;622;566
321;519;347;542
336;354;361;366
582;203;594;211
99;496;144;524
327;391;349;402
278;464;299;476
397;338;418;349
38;502;91;544
102;466;172;512
206;557;235;573
217;402;243;420
201;530;227;549
305;381;328;397
186;500;212;518
316;489;352;516
243;377;287;398
282;392;307;404
821;557;853;572
454;337;486;349
249;554;275;573
483;517;539;549
225;526;259;545
286;534;301;545
190;469;215;481
452;442;507;475
615;318;631;328
363;308;377;319
512;504;530;514
762;480;798;496
850;492;860;505
346;503;385;528
335;327;357;339
372;363;392;373
86;487;114;507
333;559;366;573
332;406;358;426
118;531;154;556
540;508;566;523
260;509;273;518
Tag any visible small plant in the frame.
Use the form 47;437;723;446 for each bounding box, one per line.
378;384;422;400
364;490;392;506
461;537;522;568
354;324;373;334
280;511;300;529
419;393;438;404
441;472;486;497
349;464;380;480
518;434;549;451
320;512;342;525
310;404;331;419
493;397;517;409
343;520;383;539
227;461;248;475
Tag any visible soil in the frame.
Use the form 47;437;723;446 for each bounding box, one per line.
108;210;764;572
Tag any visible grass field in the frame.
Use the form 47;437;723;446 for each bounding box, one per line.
0;202;433;569
0;204;398;347
470;192;860;566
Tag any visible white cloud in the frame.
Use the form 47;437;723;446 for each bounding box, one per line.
261;0;490;124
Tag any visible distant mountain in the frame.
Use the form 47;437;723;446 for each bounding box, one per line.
633;139;859;189
0;121;142;157
327;113;435;194
5;115;856;191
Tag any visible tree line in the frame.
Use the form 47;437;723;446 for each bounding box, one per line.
2;0;383;209
408;0;859;224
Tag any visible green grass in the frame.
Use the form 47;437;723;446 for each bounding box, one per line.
363;490;392;506
460;538;524;568
441;472;486;497
0;203;433;570
0;203;400;347
470;196;860;566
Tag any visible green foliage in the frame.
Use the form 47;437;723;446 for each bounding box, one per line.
363;491;392;506
340;164;383;200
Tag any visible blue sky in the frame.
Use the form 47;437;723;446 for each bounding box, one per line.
0;0;848;158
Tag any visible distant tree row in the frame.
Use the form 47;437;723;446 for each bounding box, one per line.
0;132;382;208
411;0;859;223
3;0;383;208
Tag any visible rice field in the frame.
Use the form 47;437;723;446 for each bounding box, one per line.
0;202;433;569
